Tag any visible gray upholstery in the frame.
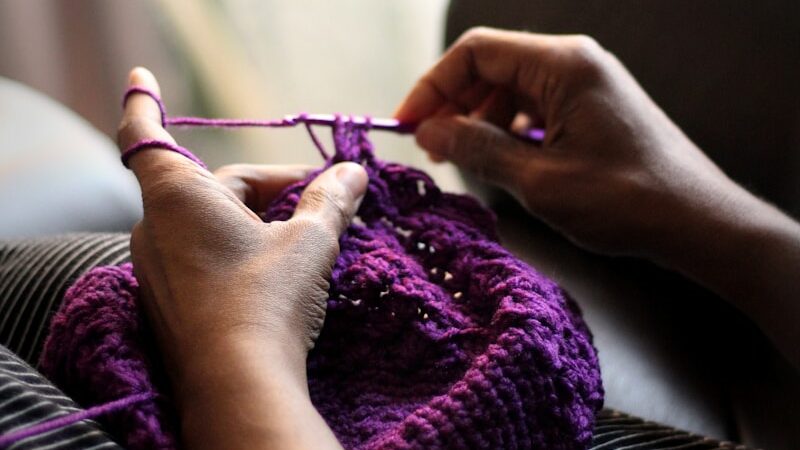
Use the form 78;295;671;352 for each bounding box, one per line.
0;77;141;238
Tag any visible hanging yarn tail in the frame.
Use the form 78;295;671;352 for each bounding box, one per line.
0;393;152;449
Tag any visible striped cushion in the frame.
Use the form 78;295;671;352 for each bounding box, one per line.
0;347;120;449
592;410;750;450
0;234;131;363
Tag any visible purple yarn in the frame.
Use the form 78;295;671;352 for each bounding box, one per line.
122;139;208;169
0;392;153;448
39;92;602;449
40;265;178;449
123;86;168;126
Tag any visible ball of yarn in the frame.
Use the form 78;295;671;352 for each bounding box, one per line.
41;122;603;449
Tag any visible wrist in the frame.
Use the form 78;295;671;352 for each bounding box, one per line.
173;333;309;413
651;178;799;304
174;335;337;450
640;171;744;263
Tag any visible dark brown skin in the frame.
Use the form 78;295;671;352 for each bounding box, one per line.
395;27;800;371
119;68;351;449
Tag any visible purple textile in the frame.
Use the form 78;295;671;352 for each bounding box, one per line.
40;111;603;449
40;265;178;449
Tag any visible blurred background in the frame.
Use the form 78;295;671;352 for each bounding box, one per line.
0;0;459;183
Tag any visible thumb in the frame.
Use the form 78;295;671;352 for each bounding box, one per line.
293;162;368;238
415;115;530;189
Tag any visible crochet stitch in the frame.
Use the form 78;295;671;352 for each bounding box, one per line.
39;91;604;449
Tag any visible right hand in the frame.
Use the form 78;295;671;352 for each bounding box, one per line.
395;27;742;260
397;28;800;372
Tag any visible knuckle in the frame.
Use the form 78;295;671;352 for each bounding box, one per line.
560;34;609;81
460;26;494;45
457;26;507;56
116;116;159;149
570;34;602;54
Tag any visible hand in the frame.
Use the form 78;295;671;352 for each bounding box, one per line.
118;67;359;449
396;28;800;370
395;27;738;259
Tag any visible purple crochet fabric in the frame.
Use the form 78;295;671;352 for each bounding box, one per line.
40;120;603;449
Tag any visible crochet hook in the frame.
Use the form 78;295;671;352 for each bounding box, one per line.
166;114;418;134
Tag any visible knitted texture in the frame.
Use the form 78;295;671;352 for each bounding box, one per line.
40;264;177;449
40;120;603;449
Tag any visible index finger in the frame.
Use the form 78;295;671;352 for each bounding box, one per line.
117;67;205;189
394;28;557;123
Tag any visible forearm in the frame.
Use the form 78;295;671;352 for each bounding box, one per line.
175;336;342;450
655;181;800;369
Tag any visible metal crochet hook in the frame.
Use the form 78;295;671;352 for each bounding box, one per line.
292;114;417;134
166;113;418;134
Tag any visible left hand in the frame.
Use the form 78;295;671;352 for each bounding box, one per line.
118;68;365;450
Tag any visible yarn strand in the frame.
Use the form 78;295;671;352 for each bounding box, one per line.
120;85;543;169
121;139;208;169
121;86;412;166
0;392;153;449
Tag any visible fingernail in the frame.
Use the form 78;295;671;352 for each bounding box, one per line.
417;120;451;160
335;162;368;200
128;67;145;86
